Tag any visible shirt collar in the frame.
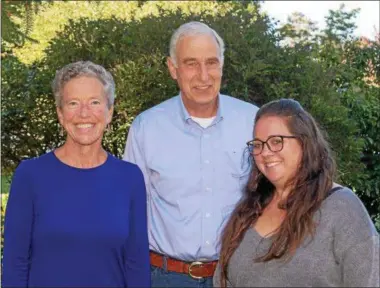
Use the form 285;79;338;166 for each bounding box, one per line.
178;92;224;123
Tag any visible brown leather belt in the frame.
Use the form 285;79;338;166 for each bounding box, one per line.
150;251;218;279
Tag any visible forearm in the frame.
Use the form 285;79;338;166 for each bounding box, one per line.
343;235;380;287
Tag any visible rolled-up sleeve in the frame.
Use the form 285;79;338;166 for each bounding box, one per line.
2;162;34;287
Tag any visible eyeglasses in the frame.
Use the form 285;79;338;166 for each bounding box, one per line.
246;135;298;156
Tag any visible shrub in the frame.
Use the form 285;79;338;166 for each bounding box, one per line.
1;1;378;229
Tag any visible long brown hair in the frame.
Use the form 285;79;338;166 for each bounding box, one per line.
218;99;336;287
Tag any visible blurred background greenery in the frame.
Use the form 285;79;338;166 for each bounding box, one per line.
1;1;379;250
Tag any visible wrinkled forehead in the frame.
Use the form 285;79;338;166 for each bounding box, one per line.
61;76;107;100
176;33;221;60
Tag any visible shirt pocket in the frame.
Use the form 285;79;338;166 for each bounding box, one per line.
223;148;251;194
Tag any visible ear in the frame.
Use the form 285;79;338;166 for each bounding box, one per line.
56;106;64;125
167;57;178;80
107;105;114;124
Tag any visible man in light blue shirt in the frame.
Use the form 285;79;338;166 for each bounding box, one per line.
123;21;258;287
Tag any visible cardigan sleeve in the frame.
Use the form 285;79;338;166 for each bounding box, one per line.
2;161;34;287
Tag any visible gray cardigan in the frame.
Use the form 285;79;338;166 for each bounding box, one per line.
213;187;379;287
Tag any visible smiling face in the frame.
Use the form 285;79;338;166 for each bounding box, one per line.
253;116;303;190
57;76;113;148
167;34;222;117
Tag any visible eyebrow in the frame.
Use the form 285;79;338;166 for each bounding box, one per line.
253;137;265;142
182;58;197;64
206;57;220;62
253;135;277;142
64;95;103;101
182;57;220;64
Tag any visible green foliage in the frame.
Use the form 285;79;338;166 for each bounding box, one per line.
1;1;379;230
322;3;360;43
321;7;380;230
1;193;9;255
278;12;319;47
11;1;242;64
340;85;380;229
279;4;380;230
1;55;62;174
1;175;11;196
1;0;46;50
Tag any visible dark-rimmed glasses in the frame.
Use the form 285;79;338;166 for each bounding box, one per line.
246;135;298;156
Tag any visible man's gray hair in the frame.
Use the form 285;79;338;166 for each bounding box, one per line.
52;61;115;108
169;21;225;67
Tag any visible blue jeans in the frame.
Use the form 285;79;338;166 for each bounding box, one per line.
151;265;213;288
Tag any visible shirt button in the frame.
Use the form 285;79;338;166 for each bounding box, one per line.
205;187;212;192
205;213;211;218
204;160;210;164
205;241;210;245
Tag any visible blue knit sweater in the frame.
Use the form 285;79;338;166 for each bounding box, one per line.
2;152;150;287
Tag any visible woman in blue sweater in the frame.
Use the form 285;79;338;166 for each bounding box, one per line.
2;61;151;287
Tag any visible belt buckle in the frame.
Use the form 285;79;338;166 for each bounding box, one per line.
188;261;204;279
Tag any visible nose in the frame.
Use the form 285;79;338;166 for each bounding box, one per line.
199;63;209;82
261;142;274;156
79;103;90;117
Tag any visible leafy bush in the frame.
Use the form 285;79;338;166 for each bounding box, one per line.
1;55;62;174
1;1;378;230
1;193;9;254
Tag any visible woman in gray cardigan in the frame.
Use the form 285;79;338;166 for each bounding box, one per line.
214;99;379;287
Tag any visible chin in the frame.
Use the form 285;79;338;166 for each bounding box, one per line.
195;96;217;105
69;135;102;147
265;175;283;186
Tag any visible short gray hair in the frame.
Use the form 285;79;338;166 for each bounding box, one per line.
52;61;115;108
169;21;225;67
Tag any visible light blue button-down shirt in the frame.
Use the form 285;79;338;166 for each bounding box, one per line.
123;94;258;261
